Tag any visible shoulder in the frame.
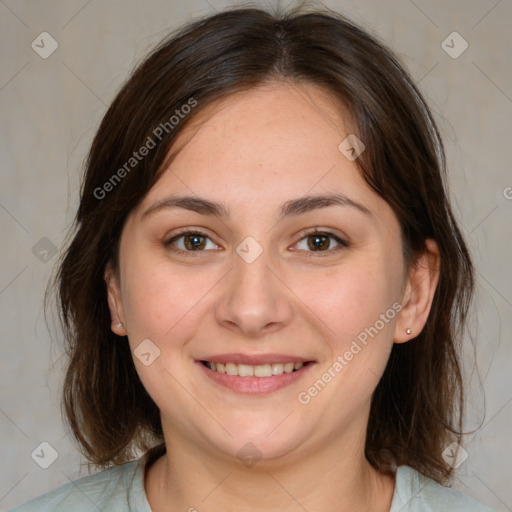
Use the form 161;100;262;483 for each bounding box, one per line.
390;465;497;512
7;459;144;512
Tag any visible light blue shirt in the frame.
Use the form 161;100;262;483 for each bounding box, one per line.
9;448;496;511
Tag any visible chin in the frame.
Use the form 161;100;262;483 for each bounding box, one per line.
215;426;307;464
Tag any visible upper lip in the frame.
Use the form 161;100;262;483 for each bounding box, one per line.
197;353;315;365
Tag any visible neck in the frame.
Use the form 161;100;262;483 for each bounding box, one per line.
145;420;395;512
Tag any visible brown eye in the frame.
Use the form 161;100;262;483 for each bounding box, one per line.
295;231;348;254
164;231;219;252
307;233;331;251
183;233;207;250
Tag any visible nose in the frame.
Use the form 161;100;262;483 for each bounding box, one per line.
214;245;294;338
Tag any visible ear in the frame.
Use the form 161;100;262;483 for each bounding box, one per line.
104;262;127;336
394;238;440;343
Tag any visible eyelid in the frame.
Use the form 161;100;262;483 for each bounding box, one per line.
163;227;349;257
163;228;221;252
290;228;349;256
293;227;349;244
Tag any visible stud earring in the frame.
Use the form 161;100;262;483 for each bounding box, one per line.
406;328;411;335
117;322;123;328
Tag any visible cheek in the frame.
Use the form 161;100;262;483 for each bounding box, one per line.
295;263;400;415
296;259;399;346
120;252;220;341
118;255;217;410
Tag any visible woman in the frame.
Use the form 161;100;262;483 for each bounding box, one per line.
10;4;495;511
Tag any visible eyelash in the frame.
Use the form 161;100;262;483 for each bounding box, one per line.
163;228;349;257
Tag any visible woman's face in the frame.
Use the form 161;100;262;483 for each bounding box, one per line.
107;82;422;463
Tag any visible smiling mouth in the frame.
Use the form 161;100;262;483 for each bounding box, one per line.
200;360;313;377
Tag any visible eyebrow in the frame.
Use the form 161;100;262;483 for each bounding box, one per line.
141;192;373;220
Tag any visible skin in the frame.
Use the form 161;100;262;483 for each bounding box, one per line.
105;81;440;512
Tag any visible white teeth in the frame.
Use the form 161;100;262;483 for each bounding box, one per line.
225;362;238;375
271;363;283;375
237;364;254;377
284;362;294;373
205;361;307;377
255;364;272;377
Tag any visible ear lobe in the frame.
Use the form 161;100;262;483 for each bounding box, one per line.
104;262;127;336
394;238;440;344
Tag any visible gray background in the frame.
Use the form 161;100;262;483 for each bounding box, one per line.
0;0;511;510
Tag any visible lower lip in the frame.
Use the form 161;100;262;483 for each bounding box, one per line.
196;361;316;394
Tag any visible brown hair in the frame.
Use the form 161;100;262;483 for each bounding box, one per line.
49;4;474;483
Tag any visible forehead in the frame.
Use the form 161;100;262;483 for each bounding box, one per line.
174;81;356;159
135;82;388;221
